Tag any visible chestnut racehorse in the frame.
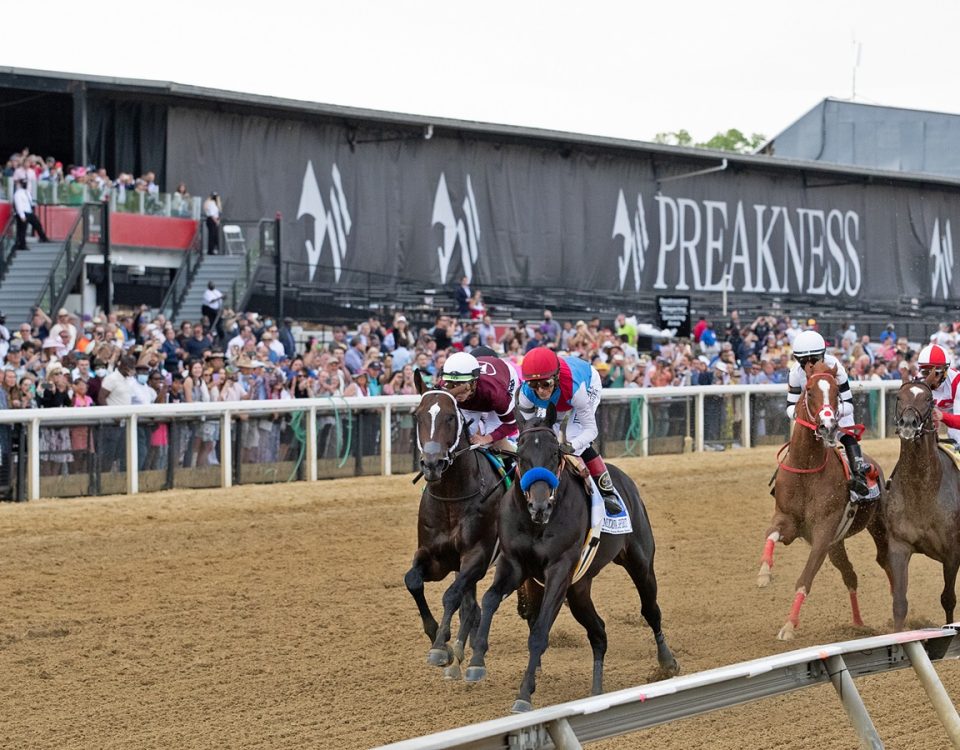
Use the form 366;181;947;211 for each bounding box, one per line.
885;380;960;629
757;361;889;640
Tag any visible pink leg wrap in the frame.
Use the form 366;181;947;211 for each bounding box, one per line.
761;538;776;568
788;590;806;627
585;455;606;478
849;590;864;626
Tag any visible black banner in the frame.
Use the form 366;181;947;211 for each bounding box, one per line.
165;107;960;307
657;296;691;338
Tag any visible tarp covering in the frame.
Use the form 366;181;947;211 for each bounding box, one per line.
166;107;960;305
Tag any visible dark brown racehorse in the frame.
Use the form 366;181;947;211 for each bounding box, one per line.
756;361;889;640
403;371;506;679
464;404;678;712
885;380;960;629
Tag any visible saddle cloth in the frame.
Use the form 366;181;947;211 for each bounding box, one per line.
561;456;633;585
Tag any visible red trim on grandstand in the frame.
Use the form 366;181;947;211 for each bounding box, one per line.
31;205;197;249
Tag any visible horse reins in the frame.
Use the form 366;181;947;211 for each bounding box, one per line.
895;381;937;439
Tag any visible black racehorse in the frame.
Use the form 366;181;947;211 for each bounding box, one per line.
403;371;507;679
464;403;679;712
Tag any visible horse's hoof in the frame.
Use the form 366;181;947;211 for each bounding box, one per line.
777;621;796;641
511;699;533;713
464;666;487;682
443;663;462;681
427;647;452;667
452;639;465;663
660;657;680;676
757;563;772;588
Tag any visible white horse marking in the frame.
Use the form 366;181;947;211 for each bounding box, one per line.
817;379;831;402
428;402;441;439
909;385;926;398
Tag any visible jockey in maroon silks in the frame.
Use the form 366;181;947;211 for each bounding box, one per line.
438;351;520;450
516;346;620;514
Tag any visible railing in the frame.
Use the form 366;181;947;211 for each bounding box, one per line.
0;380;903;502
34;206;87;314
158;223;204;320
376;627;960;749
226;219;271;310
0;211;18;283
29;179;201;219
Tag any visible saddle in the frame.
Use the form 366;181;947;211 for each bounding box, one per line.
938;442;960;472
835;447;881;503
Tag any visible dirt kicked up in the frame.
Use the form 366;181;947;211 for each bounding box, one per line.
1;438;958;749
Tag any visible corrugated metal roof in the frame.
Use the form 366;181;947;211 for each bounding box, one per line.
7;67;960;191
764;97;960;179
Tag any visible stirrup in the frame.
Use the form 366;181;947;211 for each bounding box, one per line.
601;491;621;515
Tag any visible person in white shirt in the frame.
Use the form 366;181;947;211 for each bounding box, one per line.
203;192;221;254
12;179;48;249
201;281;225;340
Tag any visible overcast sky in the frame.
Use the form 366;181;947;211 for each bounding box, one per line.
16;0;960;144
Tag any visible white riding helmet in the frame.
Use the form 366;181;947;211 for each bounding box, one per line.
918;343;950;369
792;330;826;359
442;352;481;382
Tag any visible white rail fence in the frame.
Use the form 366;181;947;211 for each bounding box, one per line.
376;626;960;750
0;381;901;501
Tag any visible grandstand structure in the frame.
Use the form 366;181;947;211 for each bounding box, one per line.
2;68;960;334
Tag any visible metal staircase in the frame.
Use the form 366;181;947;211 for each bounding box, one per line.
1;242;65;325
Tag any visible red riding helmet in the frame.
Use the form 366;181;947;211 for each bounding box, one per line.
918;343;950;369
522;347;560;381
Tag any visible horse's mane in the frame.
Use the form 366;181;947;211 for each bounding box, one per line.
811;360;838;378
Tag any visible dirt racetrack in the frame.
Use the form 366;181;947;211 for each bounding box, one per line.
2;438;959;749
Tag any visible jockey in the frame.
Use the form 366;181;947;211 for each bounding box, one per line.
517;346;621;514
918;343;960;446
438;351;520;451
786;330;871;497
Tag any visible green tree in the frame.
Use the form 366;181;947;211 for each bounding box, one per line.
654;128;766;154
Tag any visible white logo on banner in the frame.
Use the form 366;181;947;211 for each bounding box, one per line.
609;189;863;296
432;173;480;283
612;189;650;291
930;218;954;299
297;161;352;282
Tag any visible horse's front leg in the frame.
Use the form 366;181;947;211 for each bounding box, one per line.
443;583;479;680
404;547;444;643
757;513;796;588
887;541;912;631
427;547;488;668
514;556;578;713
464;556;524;683
778;531;832;641
942;558;960;625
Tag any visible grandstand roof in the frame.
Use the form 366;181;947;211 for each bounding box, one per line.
7;67;960;192
760;97;960;179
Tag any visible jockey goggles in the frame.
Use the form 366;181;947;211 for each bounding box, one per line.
794;354;823;367
527;377;556;391
441;377;474;390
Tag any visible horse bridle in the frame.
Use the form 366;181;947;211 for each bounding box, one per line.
895;381;936;440
416;388;468;464
796;373;840;444
516;425;564;504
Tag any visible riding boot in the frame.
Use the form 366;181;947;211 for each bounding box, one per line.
841;434;869;497
594;470;622;515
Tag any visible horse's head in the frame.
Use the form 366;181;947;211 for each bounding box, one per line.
414;369;465;482
515;401;563;525
802;361;841;447
896;380;935;441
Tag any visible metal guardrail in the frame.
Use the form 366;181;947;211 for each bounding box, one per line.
375;627;960;750
0;210;17;282
0;380;903;502
158;223;204;321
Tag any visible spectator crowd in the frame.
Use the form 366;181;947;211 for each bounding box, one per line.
0;290;944;479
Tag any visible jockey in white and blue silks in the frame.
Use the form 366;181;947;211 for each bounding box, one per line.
516;347;620;514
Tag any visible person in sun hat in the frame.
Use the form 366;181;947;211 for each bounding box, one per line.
517;346;621;514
